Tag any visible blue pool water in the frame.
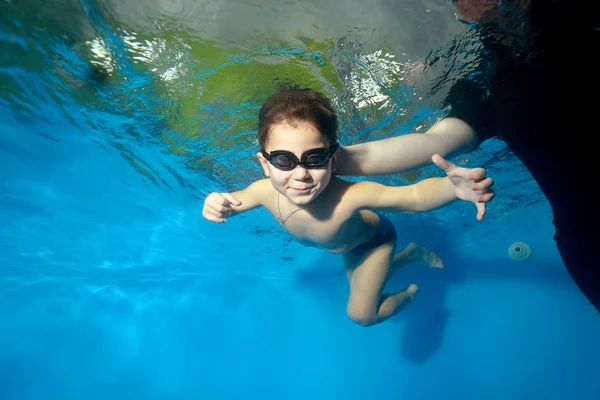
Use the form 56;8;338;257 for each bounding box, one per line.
1;1;599;399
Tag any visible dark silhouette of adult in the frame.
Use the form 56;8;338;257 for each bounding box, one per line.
448;0;599;312
337;0;600;312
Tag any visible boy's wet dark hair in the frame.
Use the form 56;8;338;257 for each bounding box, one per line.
258;85;338;149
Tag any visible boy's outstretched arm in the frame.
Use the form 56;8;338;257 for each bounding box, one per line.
349;155;494;220
202;179;271;223
336;118;479;176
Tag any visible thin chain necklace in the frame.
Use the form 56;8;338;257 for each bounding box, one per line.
275;192;302;225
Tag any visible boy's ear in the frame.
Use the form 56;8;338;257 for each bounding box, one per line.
257;152;271;177
331;146;341;173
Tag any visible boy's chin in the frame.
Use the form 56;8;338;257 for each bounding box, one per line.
288;192;318;206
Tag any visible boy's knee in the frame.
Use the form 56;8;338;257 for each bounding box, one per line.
347;306;377;327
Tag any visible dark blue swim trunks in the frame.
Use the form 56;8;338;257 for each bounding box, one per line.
349;214;397;257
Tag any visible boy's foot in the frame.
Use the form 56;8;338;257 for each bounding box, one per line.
406;242;444;268
406;284;419;300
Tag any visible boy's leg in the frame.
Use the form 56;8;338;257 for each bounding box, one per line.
392;242;443;273
343;241;418;327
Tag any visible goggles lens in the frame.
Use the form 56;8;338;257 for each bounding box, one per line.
263;143;339;171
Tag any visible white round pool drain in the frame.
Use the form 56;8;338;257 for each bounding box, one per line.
508;242;531;261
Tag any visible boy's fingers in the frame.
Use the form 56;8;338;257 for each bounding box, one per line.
202;192;237;223
205;200;234;217
472;177;494;190
476;203;486;221
432;154;455;173
202;210;226;223
478;192;495;203
205;203;225;215
221;193;242;207
468;167;487;181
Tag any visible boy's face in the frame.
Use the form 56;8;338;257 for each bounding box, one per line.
257;120;338;206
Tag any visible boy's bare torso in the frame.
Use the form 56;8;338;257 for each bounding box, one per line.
258;177;380;254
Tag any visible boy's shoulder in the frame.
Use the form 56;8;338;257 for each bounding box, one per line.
250;178;273;187
331;177;379;203
246;178;276;199
333;178;389;209
232;178;276;209
247;178;274;192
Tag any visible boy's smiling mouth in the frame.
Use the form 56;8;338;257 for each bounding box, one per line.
290;186;314;194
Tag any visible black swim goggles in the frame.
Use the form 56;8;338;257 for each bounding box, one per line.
261;143;339;171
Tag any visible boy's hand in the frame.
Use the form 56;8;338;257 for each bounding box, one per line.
202;192;242;223
432;154;495;221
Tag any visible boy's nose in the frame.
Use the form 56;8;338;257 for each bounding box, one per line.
292;166;310;179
